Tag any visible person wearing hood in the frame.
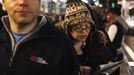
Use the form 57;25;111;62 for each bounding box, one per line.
0;0;80;75
56;0;112;75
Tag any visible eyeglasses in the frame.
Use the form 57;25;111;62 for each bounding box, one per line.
72;24;91;32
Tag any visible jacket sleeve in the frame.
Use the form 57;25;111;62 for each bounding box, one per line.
60;34;80;75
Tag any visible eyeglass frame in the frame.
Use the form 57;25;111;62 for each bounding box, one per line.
71;23;91;33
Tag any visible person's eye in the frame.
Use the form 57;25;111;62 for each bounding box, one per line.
74;26;80;28
86;26;90;28
85;25;90;28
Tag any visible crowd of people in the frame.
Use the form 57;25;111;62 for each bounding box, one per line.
0;0;126;75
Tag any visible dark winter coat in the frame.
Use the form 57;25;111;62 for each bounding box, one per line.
0;16;79;75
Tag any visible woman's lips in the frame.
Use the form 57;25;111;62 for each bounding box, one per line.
79;35;87;39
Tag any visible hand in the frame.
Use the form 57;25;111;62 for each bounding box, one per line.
80;66;91;75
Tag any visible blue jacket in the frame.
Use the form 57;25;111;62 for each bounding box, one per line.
0;16;79;75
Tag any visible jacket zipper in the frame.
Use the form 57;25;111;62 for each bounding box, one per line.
9;57;13;67
9;42;20;67
9;44;15;67
2;19;16;68
8;33;33;67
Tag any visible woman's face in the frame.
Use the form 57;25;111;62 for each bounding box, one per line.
70;22;91;43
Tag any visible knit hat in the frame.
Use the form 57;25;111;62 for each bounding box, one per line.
64;0;94;26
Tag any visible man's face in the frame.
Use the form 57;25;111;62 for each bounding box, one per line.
3;0;40;25
106;12;115;22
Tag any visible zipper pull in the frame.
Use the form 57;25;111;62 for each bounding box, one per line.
9;57;13;67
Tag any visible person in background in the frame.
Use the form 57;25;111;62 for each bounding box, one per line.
115;4;128;33
51;14;60;24
59;14;65;21
0;0;79;75
105;7;125;75
56;0;112;75
106;7;124;54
